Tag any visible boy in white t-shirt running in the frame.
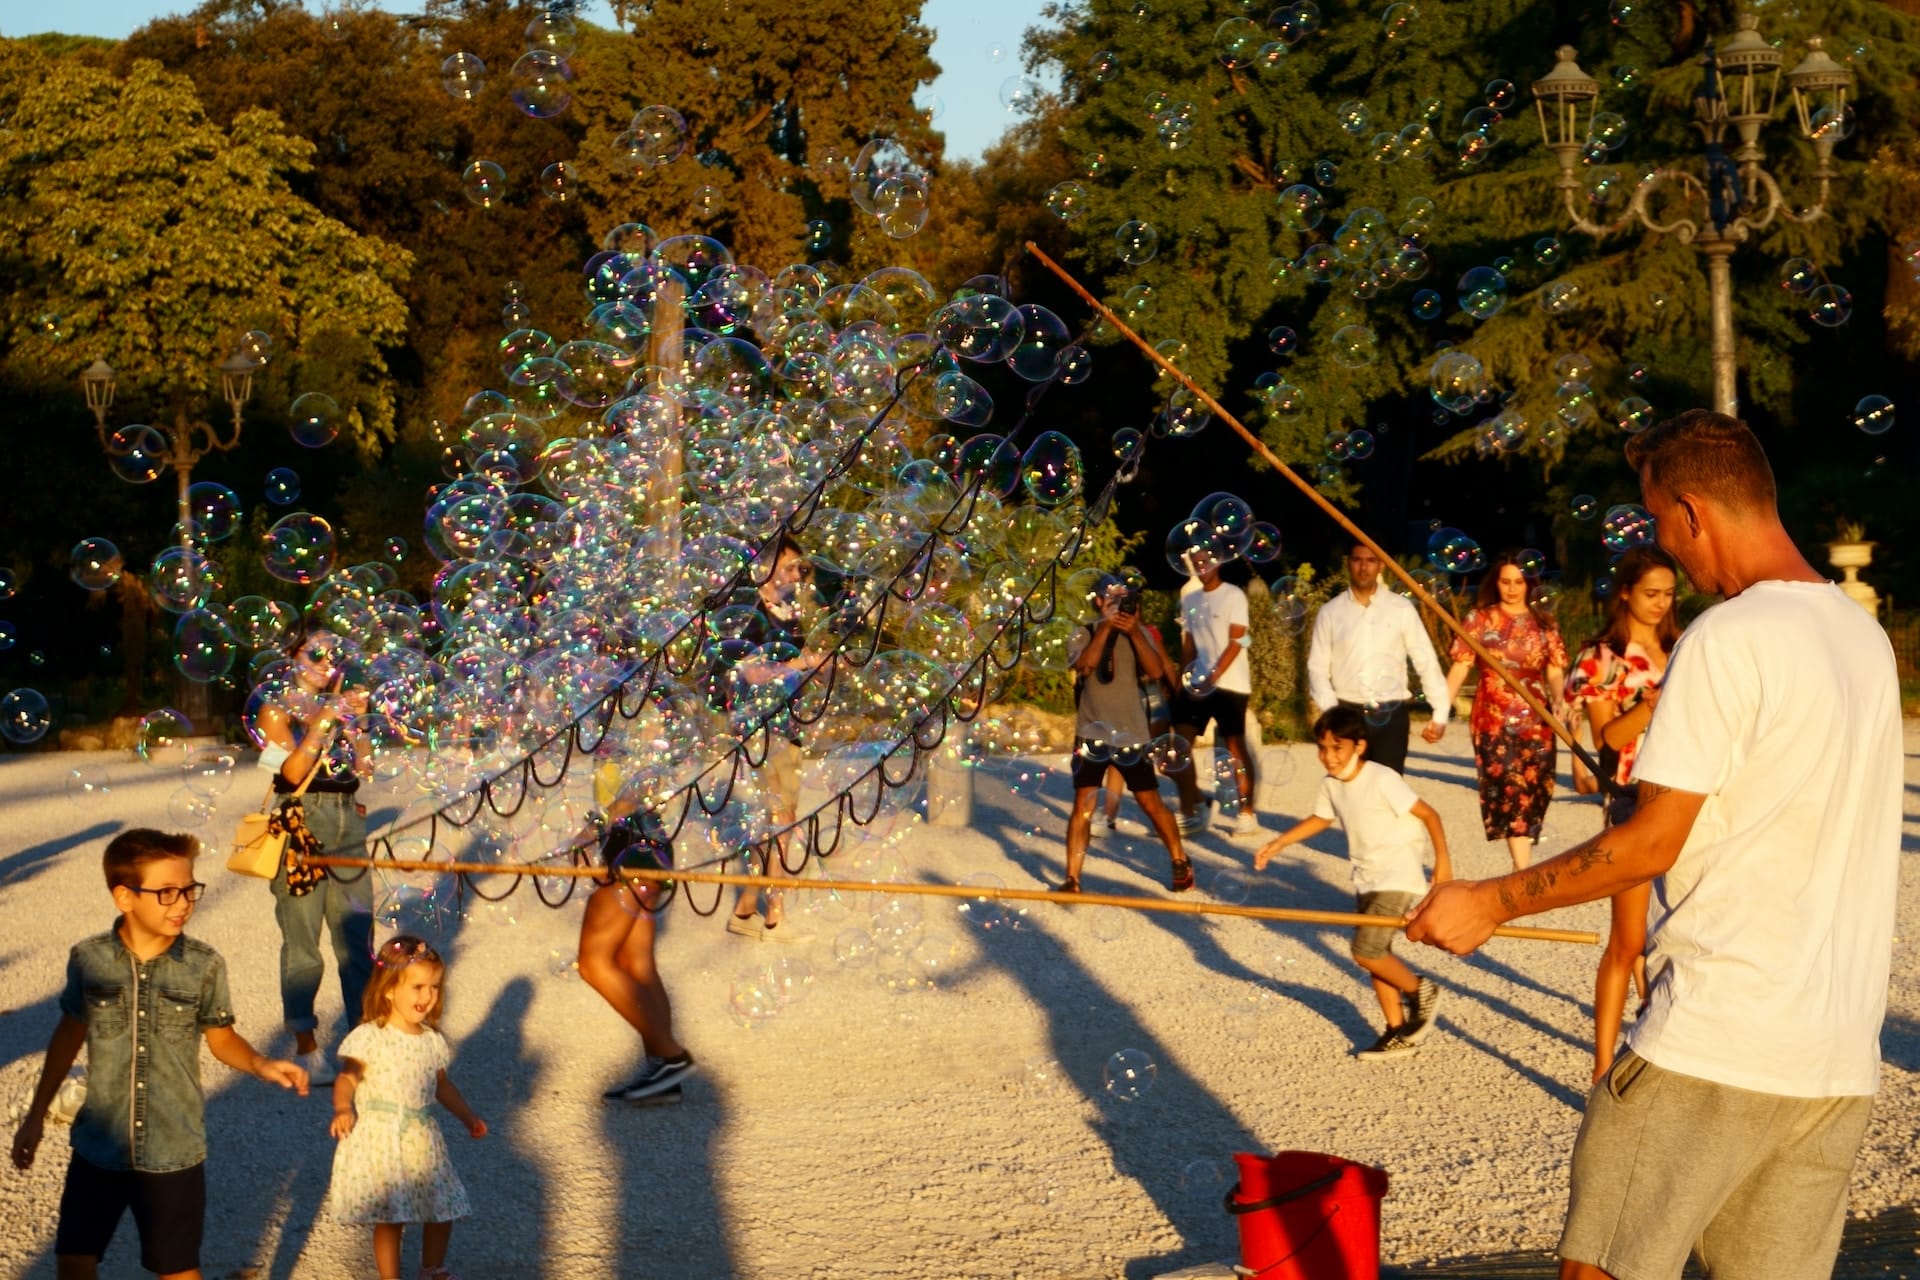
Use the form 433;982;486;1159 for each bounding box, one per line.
1253;705;1453;1060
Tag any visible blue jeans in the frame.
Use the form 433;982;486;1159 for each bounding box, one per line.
269;791;374;1035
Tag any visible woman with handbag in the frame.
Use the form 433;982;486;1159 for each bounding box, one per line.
254;628;376;1086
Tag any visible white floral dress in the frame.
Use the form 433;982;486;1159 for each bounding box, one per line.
327;1022;471;1224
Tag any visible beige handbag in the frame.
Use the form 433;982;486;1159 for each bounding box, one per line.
228;750;327;878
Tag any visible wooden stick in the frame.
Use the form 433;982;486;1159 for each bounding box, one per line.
1023;241;1612;787
304;855;1597;944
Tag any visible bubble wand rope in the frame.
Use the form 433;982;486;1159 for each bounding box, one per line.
1023;241;1617;794
301;856;1597;944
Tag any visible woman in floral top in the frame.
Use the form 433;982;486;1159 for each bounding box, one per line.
1442;551;1568;871
1563;544;1682;1082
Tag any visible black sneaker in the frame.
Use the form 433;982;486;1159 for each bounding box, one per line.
613;1052;697;1102
1401;978;1443;1044
1356;1028;1417;1061
625;1084;683;1108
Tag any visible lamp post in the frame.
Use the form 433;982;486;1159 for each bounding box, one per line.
81;353;259;549
1530;16;1857;416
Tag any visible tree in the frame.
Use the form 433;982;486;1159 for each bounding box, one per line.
0;42;412;452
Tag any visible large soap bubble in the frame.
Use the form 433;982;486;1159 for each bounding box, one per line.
0;689;51;745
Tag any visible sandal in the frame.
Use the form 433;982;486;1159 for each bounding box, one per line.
1055;876;1082;895
1169;859;1194;893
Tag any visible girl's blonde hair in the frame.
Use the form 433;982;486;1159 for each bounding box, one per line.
361;935;445;1028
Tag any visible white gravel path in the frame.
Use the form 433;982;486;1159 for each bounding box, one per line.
2;726;1916;1279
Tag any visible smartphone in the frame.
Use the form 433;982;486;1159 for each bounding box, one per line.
1118;595;1141;615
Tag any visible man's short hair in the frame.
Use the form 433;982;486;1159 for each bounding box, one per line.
1624;408;1777;513
1312;704;1370;744
103;829;200;893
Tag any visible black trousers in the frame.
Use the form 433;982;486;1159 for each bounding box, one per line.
1337;700;1411;774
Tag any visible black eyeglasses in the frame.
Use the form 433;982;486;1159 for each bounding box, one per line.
300;648;339;664
131;882;207;906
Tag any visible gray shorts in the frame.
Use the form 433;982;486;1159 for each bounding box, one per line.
1350;891;1416;960
1561;1050;1873;1280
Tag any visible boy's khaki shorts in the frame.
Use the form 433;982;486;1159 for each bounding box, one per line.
1561;1049;1872;1280
1350;890;1416;960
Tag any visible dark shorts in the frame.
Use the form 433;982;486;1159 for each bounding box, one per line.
55;1155;205;1273
1172;689;1249;741
1351;890;1417;960
598;820;675;907
1070;742;1159;793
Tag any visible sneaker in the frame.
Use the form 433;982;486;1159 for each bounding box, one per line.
612;1052;697;1102
1401;978;1444;1044
294;1047;335;1087
1356;1029;1417;1061
1230;810;1262;839
1098;815;1147;837
1176;802;1212;836
726;914;765;940
760;920;814;945
624;1084;683;1108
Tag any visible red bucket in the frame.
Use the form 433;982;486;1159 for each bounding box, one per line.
1225;1151;1388;1280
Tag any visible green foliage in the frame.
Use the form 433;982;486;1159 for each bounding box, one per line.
0;43;412;452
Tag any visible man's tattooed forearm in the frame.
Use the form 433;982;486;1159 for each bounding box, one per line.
1570;842;1615;876
1519;866;1559;902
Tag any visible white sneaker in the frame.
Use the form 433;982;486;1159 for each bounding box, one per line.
294;1047;335;1087
1176;802;1212;836
1231;810;1262;839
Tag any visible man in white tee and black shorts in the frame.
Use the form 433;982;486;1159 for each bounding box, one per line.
1169;548;1259;839
1407;409;1901;1280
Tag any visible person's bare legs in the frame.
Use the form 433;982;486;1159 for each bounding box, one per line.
1222;734;1255;807
1355;953;1418;1029
421;1220;453;1272
577;883;684;1059
1170;723;1205;816
1507;834;1534;870
373;1223;404;1279
1133;789;1186;877
1592;881;1652;1082
1064;788;1097;888
1102;767;1124;822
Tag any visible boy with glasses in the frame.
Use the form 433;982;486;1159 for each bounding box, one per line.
10;830;308;1279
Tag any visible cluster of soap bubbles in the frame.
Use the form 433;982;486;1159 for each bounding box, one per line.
198;225;1128;923
437;12;578;119
1424;525;1487;574
1272;193;1438;306
1780;257;1853;328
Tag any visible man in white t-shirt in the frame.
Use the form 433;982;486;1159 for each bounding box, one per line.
1170;549;1258;838
1407;410;1901;1280
1305;540;1452;773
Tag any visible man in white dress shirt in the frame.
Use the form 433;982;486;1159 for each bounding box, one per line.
1304;542;1450;773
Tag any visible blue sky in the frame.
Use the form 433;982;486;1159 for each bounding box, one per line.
2;0;1048;162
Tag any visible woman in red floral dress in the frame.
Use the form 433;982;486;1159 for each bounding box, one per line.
1564;544;1682;1081
1442;551;1568;871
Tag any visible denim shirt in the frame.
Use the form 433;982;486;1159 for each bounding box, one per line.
59;922;236;1172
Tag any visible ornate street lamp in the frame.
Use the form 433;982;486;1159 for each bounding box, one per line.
1530;15;1857;416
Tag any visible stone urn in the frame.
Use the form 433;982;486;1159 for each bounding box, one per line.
1826;540;1880;617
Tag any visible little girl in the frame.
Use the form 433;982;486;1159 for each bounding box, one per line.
328;936;486;1280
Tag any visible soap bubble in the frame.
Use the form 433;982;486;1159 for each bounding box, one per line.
1457;266;1507;319
263;512;336;585
523;9;578;55
1602;504;1656;553
1806;283;1852;328
1381;2;1416;36
1615;396;1655;434
1276;183;1325;231
66;765;112;806
70;538;123;591
1086;49;1119;81
1329;324;1377;368
441;51;485;100
509;50;573;118
1851;394;1893;435
1428;351;1486;413
1045;181;1089;221
1483;79;1517;112
1267;326;1298;356
1587;111;1628;151
237;329;273;367
0;689;51;745
1570;494;1599;521
1539;280;1583;314
1425;526;1486;573
107;425;167;484
1780;258;1819;294
1115;221;1159;265
1532;236;1564;268
185;482;242;543
462;160;507;208
135;708;194;767
1008;305;1071;382
1103;1048;1158;1102
1020;432;1084;506
1335;99;1370;136
173;610;239;683
149;547;219;612
183;744;238;798
264;468;301;506
1410;290;1441;320
539;161;572;202
999;76;1042;112
1218;16;1262;67
631;105;689;168
289;391;344;449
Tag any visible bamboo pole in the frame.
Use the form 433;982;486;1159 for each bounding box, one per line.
1022;242;1612;787
304;855;1597;944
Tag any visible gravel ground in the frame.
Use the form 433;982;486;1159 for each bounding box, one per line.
1;725;1916;1279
